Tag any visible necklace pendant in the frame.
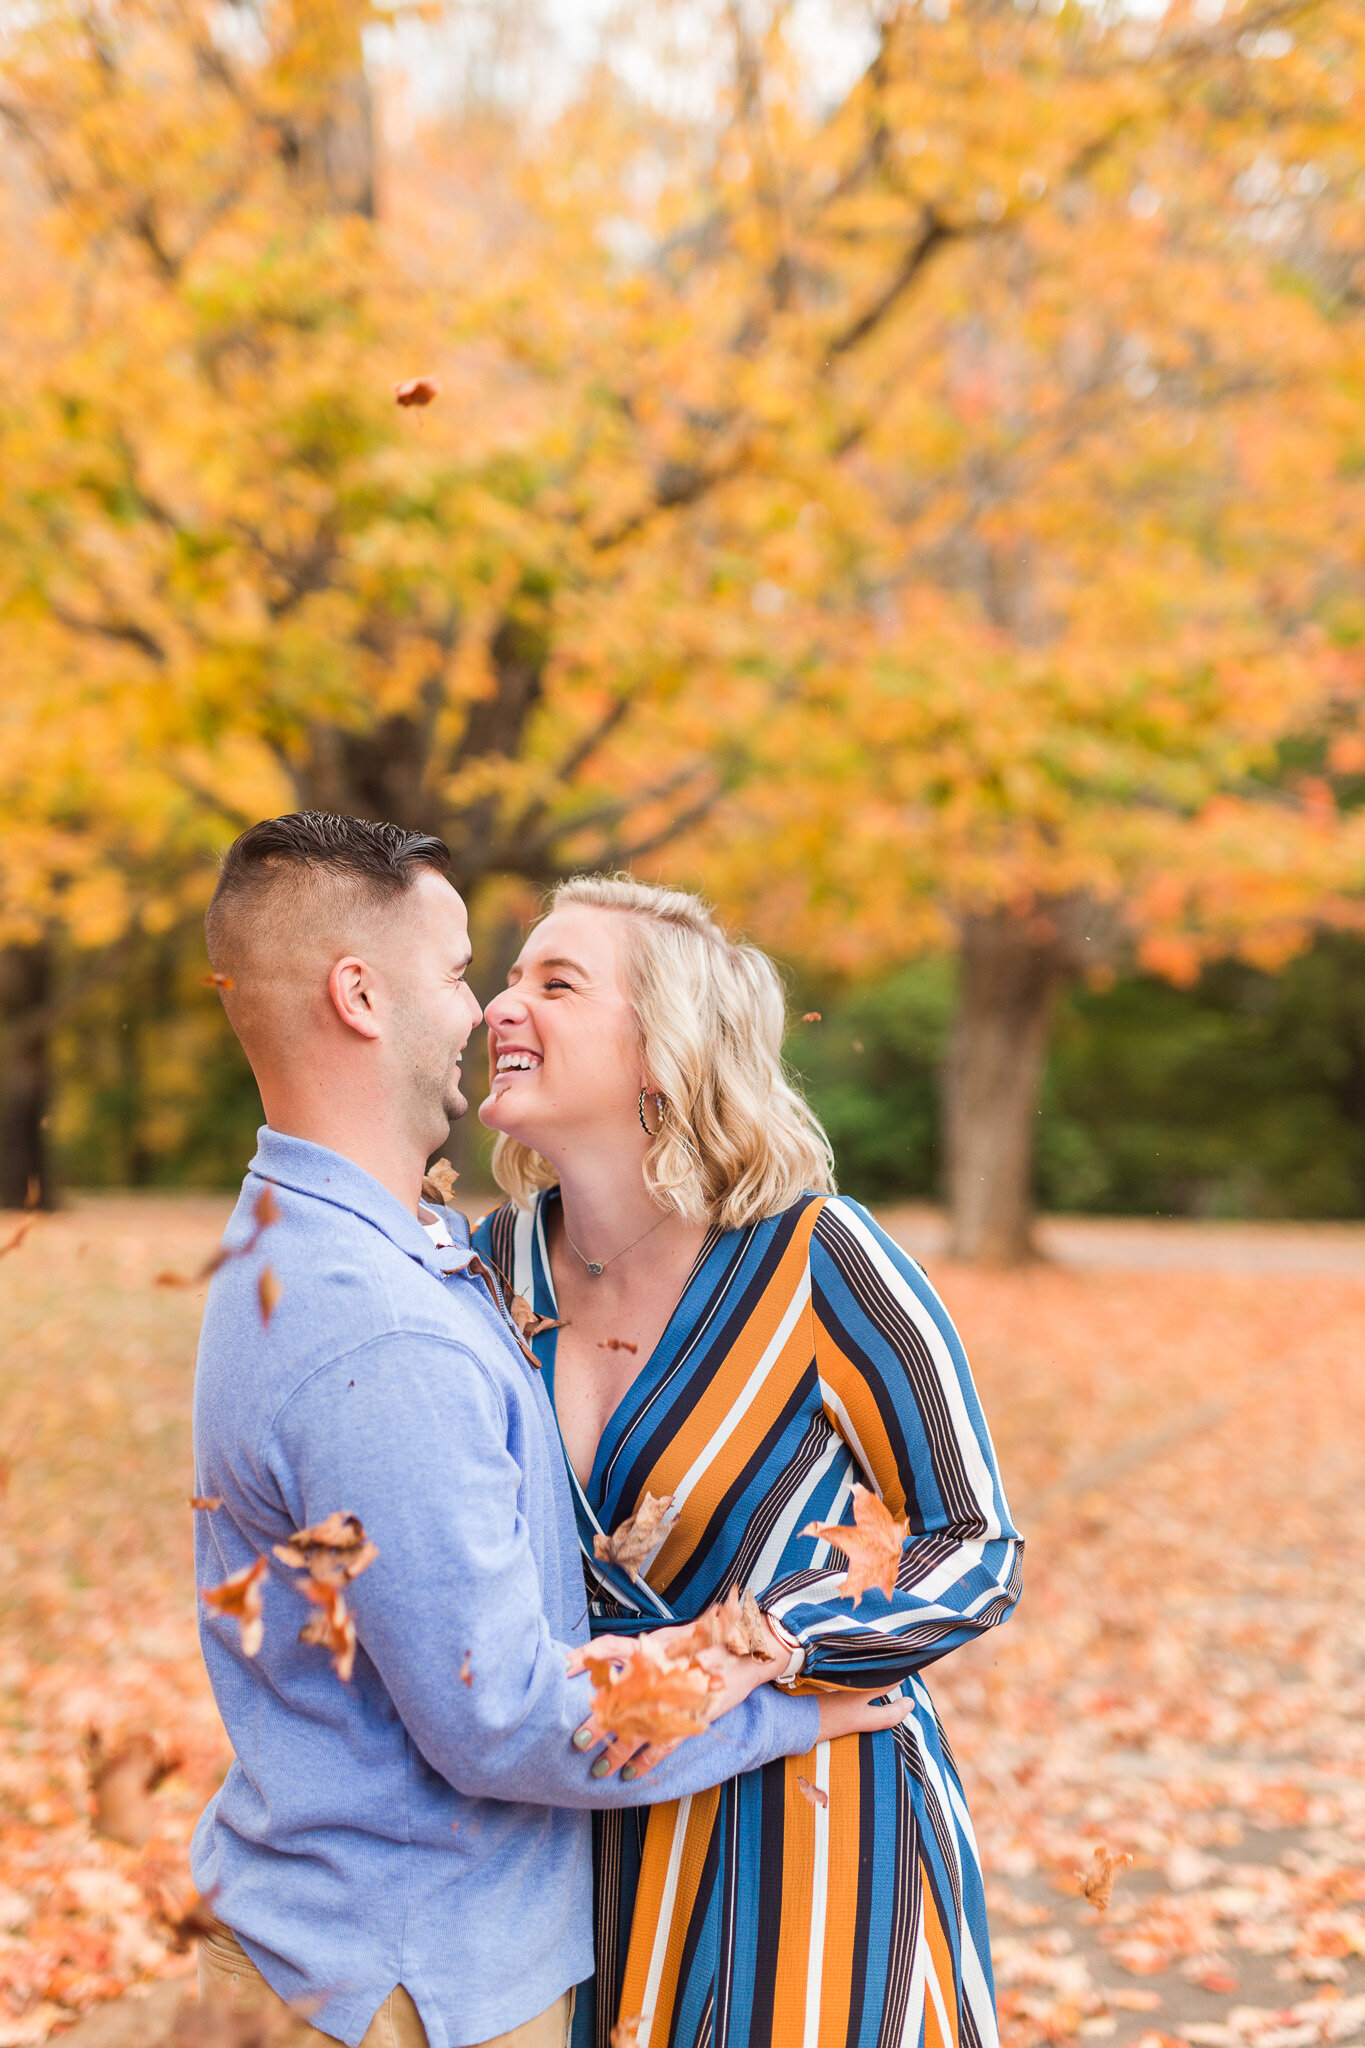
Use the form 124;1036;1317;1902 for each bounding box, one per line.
586;1260;604;1276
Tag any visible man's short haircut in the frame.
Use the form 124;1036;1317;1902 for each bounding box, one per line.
205;812;451;974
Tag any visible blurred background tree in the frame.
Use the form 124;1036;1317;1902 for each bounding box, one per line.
2;0;1365;1254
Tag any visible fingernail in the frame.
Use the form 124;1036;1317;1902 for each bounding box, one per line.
590;1756;611;1779
572;1728;593;1750
621;1764;638;1781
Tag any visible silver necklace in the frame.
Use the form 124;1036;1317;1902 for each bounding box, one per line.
561;1206;669;1277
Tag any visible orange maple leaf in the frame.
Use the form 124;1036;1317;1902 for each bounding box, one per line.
258;1265;282;1324
582;1637;719;1747
593;1492;676;1582
202;1556;267;1655
802;1482;908;1604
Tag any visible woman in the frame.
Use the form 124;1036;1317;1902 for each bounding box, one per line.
473;876;1021;2048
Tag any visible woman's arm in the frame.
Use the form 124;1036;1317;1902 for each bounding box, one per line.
759;1197;1022;1693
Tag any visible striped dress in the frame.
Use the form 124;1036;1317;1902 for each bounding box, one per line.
472;1191;1022;2048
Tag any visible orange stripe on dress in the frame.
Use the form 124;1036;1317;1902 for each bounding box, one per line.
617;1788;720;2044
818;1733;862;2044
813;1315;907;1518
773;1752;819;2040
648;1201;827;1586
921;1864;962;2048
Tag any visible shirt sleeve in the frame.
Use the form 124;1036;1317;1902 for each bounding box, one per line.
269;1335;820;1807
759;1198;1022;1692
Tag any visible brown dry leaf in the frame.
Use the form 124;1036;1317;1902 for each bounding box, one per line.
298;1578;356;1682
598;1338;639;1354
802;1482;908;1605
593;1491;676;1582
155;1884;220;1951
610;2021;645;2048
202;1555;268;1655
1079;1845;1134;1911
394;376;440;406
87;1730;182;1847
802;1011;822;1023
258;1265;282;1324
796;1774;828;1809
23;1175;41;1208
508;1293;565;1342
253;1187;282;1230
0;1218;34;1261
200;972;235;990
273;1511;378;1585
459;1651;473;1688
190;1495;223;1511
583;1638;717;1747
421;1159;460;1204
676;1587;775;1662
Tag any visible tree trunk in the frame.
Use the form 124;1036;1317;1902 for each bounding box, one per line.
943;910;1076;1264
0;941;54;1210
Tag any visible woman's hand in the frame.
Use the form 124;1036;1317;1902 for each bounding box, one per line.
814;1687;911;1742
568;1620;781;1780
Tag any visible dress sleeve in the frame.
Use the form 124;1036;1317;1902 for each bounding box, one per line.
760;1197;1022;1692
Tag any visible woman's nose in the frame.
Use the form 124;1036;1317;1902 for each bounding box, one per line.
484;987;524;1030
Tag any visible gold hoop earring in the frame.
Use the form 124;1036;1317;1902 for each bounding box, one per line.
638;1088;665;1136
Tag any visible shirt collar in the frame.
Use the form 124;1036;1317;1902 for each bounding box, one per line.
248;1127;473;1278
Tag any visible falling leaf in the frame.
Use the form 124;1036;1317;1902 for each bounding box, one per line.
508;1292;565;1342
0;1219;33;1261
298;1578;356;1682
272;1511;378;1585
802;1011;822;1023
253;1187;282;1230
802;1482;908;1604
421;1159;460;1204
598;1338;638;1354
676;1587;775;1662
202;1556;268;1656
189;1495;222;1511
611;2021;645;2048
22;1176;41;1209
394;376;440;406
582;1637;718;1747
593;1491;676;1581
154;1884;220;1952
459;1652;473;1688
1079;1845;1134;1911
796;1775;828;1809
200;973;235;990
86;1730;182;1847
258;1265;282;1324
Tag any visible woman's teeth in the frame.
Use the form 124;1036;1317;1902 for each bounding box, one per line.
496;1052;539;1072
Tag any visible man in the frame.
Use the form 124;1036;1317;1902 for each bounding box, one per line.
191;814;900;2048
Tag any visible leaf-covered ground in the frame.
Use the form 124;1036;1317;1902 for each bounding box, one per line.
1;1197;1363;2048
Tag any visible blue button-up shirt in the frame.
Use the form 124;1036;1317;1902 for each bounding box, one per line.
191;1131;817;2048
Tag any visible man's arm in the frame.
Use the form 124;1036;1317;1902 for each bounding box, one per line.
267;1336;819;1807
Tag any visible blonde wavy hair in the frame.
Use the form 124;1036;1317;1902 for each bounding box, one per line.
491;875;836;1230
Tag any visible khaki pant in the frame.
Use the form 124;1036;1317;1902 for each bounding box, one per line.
198;1922;574;2048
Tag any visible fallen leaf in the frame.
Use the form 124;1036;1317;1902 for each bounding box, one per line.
1079;1845;1134;1911
87;1730;182;1847
200;973;235;990
0;1219;33;1261
298;1578;356;1682
598;1338;638;1353
802;1482;908;1604
583;1637;718;1746
395;376;440;406
421;1159;459;1204
593;1492;676;1581
189;1496;222;1511
154;1884;220;1951
258;1265;282;1324
272;1511;378;1585
802;1011;822;1023
202;1556;268;1655
1111;1991;1163;2012
459;1652;473;1688
796;1774;828;1808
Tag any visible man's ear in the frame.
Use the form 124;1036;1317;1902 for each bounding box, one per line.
328;957;383;1041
